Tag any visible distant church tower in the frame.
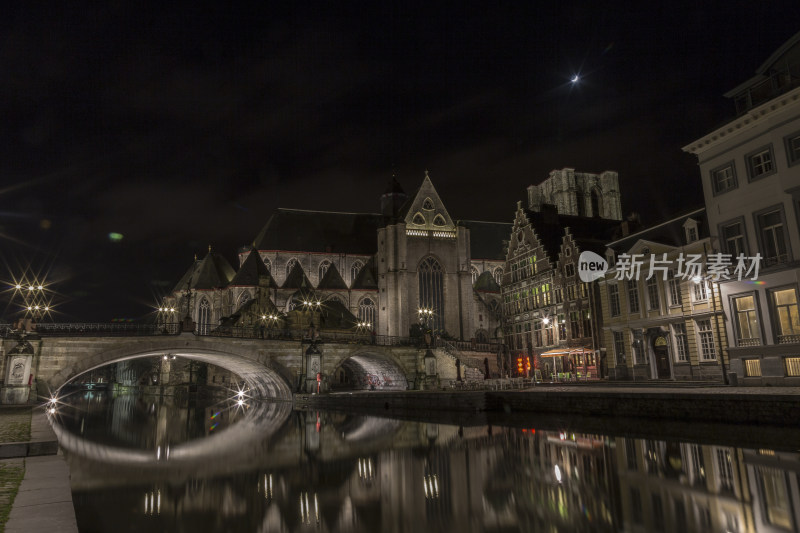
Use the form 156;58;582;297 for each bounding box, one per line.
526;168;622;220
380;175;408;219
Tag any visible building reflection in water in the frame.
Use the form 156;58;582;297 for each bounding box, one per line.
60;394;800;532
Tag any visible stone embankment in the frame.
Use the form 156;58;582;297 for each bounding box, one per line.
298;384;800;427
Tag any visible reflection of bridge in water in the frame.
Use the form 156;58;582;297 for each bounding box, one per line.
62;400;800;533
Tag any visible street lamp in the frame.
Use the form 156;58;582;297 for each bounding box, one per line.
10;278;51;327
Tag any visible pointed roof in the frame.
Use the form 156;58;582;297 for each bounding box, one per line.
383;176;405;195
401;171;456;232
282;261;312;290
351;259;378;290
228;250;277;288
317;263;348;290
473;271;500;293
172;258;202;294
173;251;235;292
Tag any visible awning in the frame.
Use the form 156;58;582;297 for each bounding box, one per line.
568;347;593;355
539;349;569;357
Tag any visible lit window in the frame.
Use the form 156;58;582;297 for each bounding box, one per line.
743;358;762;377
785;357;800;377
770;287;800;343
733;295;760;346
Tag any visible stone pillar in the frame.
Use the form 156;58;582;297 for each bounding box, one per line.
1;339;34;404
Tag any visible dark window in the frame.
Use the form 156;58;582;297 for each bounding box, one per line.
746;145;776;181
785;131;800;167
710;163;737;195
609;284;621;316
757;208;789;266
722;221;747;257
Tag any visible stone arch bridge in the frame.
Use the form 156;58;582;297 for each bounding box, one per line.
2;332;427;403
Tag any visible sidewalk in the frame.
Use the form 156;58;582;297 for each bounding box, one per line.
2;409;78;533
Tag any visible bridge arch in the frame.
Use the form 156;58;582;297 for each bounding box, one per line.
46;338;294;401
329;349;410;391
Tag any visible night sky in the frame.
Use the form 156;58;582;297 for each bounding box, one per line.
1;3;798;322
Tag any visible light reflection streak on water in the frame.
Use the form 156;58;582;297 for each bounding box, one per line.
59;393;800;533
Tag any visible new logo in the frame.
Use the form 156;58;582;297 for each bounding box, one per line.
578;251;608;282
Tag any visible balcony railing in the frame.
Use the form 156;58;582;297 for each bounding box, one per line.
737;337;762;347
778;334;800;345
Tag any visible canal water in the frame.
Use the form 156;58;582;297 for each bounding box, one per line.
53;389;797;533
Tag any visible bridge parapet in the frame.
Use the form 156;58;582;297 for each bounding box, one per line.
1;323;500;357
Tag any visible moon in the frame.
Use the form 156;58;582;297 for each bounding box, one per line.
571;75;579;83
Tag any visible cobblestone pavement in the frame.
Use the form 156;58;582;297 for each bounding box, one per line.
0;409;31;443
0;458;25;529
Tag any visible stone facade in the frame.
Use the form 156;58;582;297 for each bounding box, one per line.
527;167;622;221
164;172;508;342
599;209;728;382
682;31;800;385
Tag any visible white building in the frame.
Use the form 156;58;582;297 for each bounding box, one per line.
682;30;800;385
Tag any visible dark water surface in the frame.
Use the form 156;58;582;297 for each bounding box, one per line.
55;390;798;532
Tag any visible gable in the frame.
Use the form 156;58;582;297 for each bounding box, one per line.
403;171;456;232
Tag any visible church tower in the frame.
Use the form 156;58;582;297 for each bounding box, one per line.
526;168;622;220
380;176;408;220
377;171;473;339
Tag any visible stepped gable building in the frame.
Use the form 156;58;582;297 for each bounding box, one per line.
599;208;727;382
683;30;800;385
501;168;623;379
164;172;511;341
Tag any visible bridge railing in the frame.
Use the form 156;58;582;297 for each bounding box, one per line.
0;322;181;337
0;323;490;350
203;325;418;346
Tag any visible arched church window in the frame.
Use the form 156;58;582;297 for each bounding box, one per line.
318;260;331;281
418;257;444;333
576;188;585;217
493;267;503;286
471;266;480;284
422;198;434;210
261;256;271;272
237;291;250;310
591;189;603;218
412;213;426;226
198;297;211;335
286;258;299;278
358;297;376;328
351;261;363;284
433;214;446;226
